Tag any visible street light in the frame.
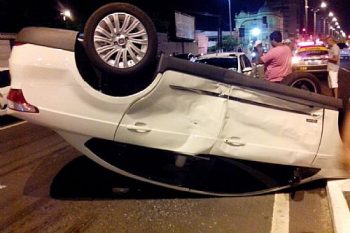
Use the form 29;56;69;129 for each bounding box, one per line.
251;28;261;37
326;14;337;36
311;2;326;37
60;9;72;21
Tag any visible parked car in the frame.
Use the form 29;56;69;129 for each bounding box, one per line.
6;3;349;196
340;47;350;60
287;45;330;94
292;45;328;73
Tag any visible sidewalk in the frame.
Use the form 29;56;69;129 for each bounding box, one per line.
327;179;350;233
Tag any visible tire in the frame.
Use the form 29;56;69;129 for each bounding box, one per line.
84;3;157;77
281;72;322;94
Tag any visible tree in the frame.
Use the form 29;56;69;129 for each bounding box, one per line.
222;35;239;51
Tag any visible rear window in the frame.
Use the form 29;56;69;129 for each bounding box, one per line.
297;47;328;57
197;57;238;70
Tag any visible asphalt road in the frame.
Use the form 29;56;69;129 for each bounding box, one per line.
2;61;350;233
323;59;350;98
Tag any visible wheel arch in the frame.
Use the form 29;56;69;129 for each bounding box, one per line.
282;72;322;94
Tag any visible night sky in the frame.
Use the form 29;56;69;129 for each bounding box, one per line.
0;0;263;32
308;0;350;36
0;0;349;35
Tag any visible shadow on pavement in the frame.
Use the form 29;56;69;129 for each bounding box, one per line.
49;156;204;200
48;155;328;201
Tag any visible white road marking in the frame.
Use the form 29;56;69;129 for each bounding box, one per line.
0;120;26;130
0;184;7;190
341;68;350;72
270;193;289;233
327;179;350;233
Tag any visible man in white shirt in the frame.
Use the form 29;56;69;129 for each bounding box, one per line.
324;36;340;98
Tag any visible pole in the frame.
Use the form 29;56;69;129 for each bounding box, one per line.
305;0;308;33
228;0;232;36
218;20;222;51
313;10;317;36
312;9;320;37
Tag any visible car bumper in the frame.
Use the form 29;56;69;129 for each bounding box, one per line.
293;65;327;73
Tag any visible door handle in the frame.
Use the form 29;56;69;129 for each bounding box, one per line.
126;122;151;133
311;114;322;118
224;137;246;147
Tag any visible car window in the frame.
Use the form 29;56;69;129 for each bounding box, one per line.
240;55;252;69
197;58;238;70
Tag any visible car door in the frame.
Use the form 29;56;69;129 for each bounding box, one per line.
114;70;229;155
211;86;323;166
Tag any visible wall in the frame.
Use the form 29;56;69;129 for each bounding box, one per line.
157;33;198;56
0;40;11;69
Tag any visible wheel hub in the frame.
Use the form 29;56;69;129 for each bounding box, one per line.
114;35;127;47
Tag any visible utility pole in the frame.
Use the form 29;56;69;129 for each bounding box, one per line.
312;9;320;37
304;0;308;34
228;0;233;36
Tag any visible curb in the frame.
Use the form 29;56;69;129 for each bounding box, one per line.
327;179;350;233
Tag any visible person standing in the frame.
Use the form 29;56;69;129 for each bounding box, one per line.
257;31;292;83
252;40;263;64
252;40;265;79
324;36;340;98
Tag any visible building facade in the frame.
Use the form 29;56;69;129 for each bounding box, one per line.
267;0;302;38
235;0;303;47
235;4;283;47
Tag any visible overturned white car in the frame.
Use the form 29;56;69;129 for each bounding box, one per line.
6;3;350;196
